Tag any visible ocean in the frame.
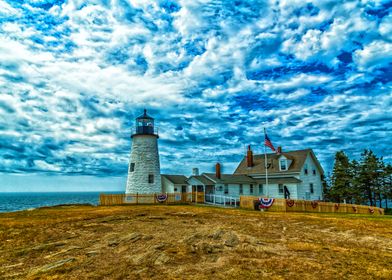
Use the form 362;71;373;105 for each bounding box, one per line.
0;192;121;213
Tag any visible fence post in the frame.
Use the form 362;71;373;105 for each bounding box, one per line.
136;192;138;205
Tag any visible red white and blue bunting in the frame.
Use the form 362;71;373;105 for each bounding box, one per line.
286;199;295;207
369;207;375;214
156;194;168;203
258;198;275;209
311;201;318;209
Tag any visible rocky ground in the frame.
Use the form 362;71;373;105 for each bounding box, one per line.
0;204;392;279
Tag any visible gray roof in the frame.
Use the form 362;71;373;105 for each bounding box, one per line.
187;175;215;185
234;149;324;176
203;173;258;184
161;174;188;185
255;177;302;184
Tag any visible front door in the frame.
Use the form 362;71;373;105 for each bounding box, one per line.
205;185;214;202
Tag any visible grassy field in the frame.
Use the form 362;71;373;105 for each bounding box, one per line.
1;205;392;279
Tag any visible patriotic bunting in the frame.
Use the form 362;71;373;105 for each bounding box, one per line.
156;194;168;202
258;197;275;209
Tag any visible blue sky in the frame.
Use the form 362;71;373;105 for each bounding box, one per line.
0;0;391;192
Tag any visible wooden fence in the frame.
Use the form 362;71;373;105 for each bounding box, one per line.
240;196;385;215
99;192;205;206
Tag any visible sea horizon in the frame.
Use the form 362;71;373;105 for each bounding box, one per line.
0;191;123;213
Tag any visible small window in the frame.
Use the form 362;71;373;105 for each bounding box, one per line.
313;169;316;175
278;184;284;194
224;184;229;194
310;183;314;194
174;187;178;192
129;163;135;172
217;185;223;191
280;159;287;171
259;184;263;194
250;184;254;194
239;184;243;194
304;164;308;175
148;174;154;183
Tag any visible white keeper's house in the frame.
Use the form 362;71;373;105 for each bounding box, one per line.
187;146;324;201
233;146;324;200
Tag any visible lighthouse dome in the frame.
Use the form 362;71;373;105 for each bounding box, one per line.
134;109;156;136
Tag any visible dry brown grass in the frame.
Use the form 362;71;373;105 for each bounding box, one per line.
0;204;392;279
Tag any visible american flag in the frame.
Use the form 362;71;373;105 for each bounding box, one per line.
264;131;275;151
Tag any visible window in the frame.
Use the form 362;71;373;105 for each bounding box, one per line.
310;183;314;194
217;185;223;192
250;184;254;194
313;169;316;175
280;159;287;171
304;164;308;175
259;184;263;194
278;184;284;194
148;174;154;183
174;187;178;192
239;184;243;194
129;163;135;172
224;184;229;194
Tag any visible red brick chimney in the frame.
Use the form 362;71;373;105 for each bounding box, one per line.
215;163;221;179
277;146;282;155
247;145;254;167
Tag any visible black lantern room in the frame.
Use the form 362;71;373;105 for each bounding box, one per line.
132;109;157;136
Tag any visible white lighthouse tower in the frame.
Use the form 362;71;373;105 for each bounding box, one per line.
126;109;161;194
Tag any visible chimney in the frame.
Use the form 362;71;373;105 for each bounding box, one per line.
277;146;282;155
247;145;254;167
192;168;199;176
215;163;221;179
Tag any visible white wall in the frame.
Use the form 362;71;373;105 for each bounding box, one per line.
264;183;299;199
298;154;323;200
161;176;174;193
214;183;265;198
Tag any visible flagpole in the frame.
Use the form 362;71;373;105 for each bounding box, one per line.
264;128;269;197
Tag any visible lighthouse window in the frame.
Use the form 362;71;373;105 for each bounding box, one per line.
148;174;154;183
129;163;135;172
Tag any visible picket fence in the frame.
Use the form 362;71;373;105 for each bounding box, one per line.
99;193;384;215
240;196;385;215
99;192;205;206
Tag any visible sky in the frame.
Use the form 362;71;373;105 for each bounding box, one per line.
0;0;391;192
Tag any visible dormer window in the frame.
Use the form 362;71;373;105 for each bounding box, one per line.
280;159;287;171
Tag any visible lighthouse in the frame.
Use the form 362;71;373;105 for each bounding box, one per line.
126;109;161;194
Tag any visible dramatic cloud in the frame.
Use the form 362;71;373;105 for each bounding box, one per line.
0;0;391;184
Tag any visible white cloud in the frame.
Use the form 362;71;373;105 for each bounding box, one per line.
353;40;392;71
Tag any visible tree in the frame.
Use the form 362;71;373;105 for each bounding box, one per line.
381;164;392;209
349;159;363;204
357;150;381;206
330;151;352;203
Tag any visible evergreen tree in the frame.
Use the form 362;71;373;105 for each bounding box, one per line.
330;151;352;203
358;150;381;206
382;164;392;209
349;159;363;204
